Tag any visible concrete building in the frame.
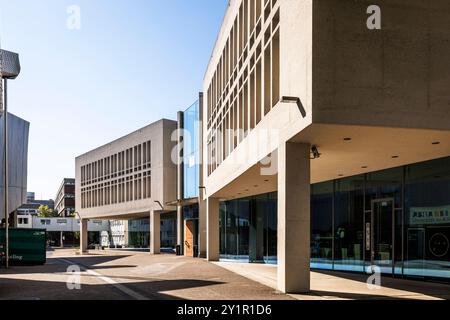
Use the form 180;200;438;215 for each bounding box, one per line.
201;0;450;293
108;220;128;247
100;218;176;249
16;193;55;217
0;113;29;223
16;203;40;216
16;215;109;247
26;192;34;203
75;119;177;254
55;178;75;217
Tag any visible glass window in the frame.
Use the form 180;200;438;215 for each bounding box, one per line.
404;157;450;279
365;167;403;210
365;167;403;274
220;193;277;263
334;175;365;272
183;101;200;199
311;181;333;270
264;193;277;264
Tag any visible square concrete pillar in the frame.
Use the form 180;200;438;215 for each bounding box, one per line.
60;231;64;248
198;197;207;258
206;197;220;261
80;219;88;255
150;211;161;254
277;142;311;293
176;205;183;253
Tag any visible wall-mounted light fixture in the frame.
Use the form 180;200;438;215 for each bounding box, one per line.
281;96;306;118
154;201;164;210
311;145;321;159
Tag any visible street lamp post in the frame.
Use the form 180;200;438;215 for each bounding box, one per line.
0;49;21;269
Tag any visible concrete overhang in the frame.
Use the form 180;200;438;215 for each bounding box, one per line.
208;123;450;200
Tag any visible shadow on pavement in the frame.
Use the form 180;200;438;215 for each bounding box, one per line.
313;270;450;300
0;276;223;300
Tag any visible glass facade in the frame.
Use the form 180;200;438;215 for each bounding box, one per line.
220;156;450;281
183;100;200;199
128;216;177;249
220;193;277;264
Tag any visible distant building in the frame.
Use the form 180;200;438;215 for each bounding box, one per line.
0;113;29;223
16;203;40;216
15;192;55;220
32;199;55;209
26;192;35;202
109;220;128;247
55;178;75;217
16;214;109;248
75;119;177;254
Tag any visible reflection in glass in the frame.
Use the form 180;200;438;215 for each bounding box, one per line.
220;193;277;263
334;175;364;272
404;157;450;279
311;181;333;269
183;101;200;199
217;156;450;281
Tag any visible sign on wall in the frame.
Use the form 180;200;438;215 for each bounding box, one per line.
410;206;450;225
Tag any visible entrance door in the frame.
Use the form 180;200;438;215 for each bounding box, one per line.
184;220;195;257
367;199;395;274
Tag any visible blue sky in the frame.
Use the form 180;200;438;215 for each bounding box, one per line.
0;0;227;200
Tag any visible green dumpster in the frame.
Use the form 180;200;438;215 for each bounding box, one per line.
0;228;47;266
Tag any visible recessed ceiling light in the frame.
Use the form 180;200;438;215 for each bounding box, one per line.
264;179;269;182
338;174;344;177
344;138;352;141
361;166;368;169
432;141;441;145
392;156;399;159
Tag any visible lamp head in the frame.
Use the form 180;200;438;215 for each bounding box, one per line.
0;49;21;79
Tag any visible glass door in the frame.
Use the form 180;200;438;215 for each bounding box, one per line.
370;199;395;274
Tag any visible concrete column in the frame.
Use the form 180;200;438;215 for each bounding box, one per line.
277;142;311;293
198;197;207;258
176;205;183;254
80;219;88;255
150;211;160;254
206;197;220;261
60;231;64;248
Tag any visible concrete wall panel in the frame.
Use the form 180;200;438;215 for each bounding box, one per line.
0;113;29;219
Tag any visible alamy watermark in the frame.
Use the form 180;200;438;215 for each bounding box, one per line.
67;5;81;30
66;264;81;290
367;5;381;30
366;265;382;290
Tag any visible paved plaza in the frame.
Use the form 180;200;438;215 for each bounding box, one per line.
0;249;448;300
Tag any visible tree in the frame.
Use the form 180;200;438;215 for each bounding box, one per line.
37;205;59;218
